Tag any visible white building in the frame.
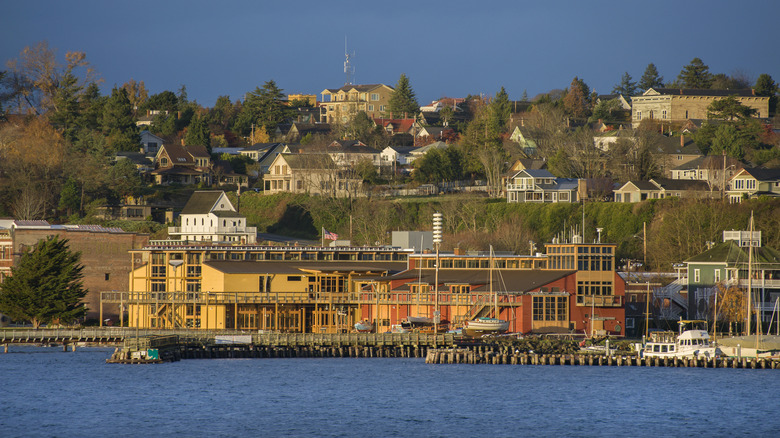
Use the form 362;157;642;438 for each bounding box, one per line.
168;191;256;244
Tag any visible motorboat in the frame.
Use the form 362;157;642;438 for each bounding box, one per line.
642;319;722;359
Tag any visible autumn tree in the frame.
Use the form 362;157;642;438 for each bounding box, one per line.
121;79;148;116
638;63;664;91
387;73;419;118
0;236;87;328
562;77;591;119
612;72;637;96
677;57;714;89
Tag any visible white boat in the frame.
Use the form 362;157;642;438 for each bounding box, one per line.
464;246;509;337
642;319;722;359
406;315;434;326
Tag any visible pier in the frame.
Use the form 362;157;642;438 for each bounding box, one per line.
425;347;780;369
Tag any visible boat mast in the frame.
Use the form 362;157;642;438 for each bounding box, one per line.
490;245;496;318
747;212;753;336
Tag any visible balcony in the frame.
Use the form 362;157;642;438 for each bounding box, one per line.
576;294;623;307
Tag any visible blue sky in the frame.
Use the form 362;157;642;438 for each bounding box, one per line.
2;0;778;107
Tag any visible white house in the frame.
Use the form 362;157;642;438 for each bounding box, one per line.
168;191;257;244
506;169;580;203
140;130;164;155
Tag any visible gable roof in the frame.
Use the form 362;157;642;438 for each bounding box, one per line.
180;191;232;215
685;240;780;266
739;167;780;181
278;153;336;170
655;135;703;155
327;140;380;154
672;155;744;171
616;180;658;191
322;84;392;94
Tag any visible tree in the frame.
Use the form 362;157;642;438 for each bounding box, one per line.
677;58;714;89
490;86;511;131
387;73;419;118
754;73;778;116
145;90;179;113
710;73;751;90
707;95;757;121
638;63;664;91
612;72;637;96
0;236;87;328
121;79;148;115
235;80;288;137
589;98;624;123
102;87;140;152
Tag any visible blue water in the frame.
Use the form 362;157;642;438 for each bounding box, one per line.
1;347;778;437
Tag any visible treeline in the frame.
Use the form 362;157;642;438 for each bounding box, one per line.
232;192;780;270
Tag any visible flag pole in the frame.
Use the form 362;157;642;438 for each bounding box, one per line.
321;227;324;247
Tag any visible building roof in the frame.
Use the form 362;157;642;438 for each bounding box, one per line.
322;84;392;94
617;181;658;191
685;240;780;266
281;153;336;169
327;140;380;154
384;269;576;294
180;191;226;215
645;88;758;97
203;260;407;275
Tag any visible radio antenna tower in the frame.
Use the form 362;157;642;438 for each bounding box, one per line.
344;36;355;85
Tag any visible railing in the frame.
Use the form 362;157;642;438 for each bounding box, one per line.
0;328;454;348
167;226;257;235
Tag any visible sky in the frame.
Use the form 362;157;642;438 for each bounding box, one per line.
2;0;779;108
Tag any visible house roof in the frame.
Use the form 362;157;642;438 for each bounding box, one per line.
672;155;744;171
511;159;547;171
243;142;282;152
384;145;416;154
151;166;204;176
184;144;210;158
411;141;448;155
180;191;226;215
328;140;380;154
281;153;336;169
655;135;703;155
617;181;658;191
741;167;780;181
518;169;555;178
374;118;415;132
651;178;710;191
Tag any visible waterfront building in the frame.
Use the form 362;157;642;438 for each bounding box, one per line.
115;239;625;335
685;230;780;324
167;190;257;244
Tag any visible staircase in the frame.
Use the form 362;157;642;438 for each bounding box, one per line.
653;278;688;320
464;295;493;321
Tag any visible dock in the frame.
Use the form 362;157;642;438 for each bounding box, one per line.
425;347;780;369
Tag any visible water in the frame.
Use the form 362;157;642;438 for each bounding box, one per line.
1;347;778;437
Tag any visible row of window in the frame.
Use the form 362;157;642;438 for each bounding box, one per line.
577;281;614;296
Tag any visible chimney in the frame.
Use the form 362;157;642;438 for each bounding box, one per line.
680;133;684;147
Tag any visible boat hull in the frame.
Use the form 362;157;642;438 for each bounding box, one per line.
463;318;509;337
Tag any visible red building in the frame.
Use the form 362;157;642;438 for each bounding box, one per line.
361;242;625;336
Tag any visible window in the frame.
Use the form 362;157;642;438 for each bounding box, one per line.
637;111;642;120
288;276;302;281
694;269;701;283
371;93;379;101
368;105;374;111
662;110;667;119
104;273;110;281
714;269;721;282
379;105;386;112
746;179;756;190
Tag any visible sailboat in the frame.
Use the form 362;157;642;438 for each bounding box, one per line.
463;246;509;337
406;244;433;327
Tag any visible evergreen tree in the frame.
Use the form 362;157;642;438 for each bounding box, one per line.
48;70;83;142
177;84;189;108
0;236;87;328
612;72;637;96
145;90;179;113
677;58;714;88
184;114;211;152
101;87;140;152
236;80;288;137
77;82;104;133
638;63;664;91
521;89;528;102
387;73;419;118
707;95;757;121
754;73;778;116
490;86;511;131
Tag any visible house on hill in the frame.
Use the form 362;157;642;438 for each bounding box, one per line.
168;190;256;244
726;168;780;203
655;134;704;176
670;155;745;193
263;153;363;197
320;84;394;123
506;169;580;203
613;178;712;202
151;143;212;185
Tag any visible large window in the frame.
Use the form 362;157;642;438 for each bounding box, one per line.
532;296;567;321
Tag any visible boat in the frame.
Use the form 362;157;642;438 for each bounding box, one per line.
642;319;722;359
463;246;509;337
390;324;411;333
354;320;373;333
406;315;434;326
